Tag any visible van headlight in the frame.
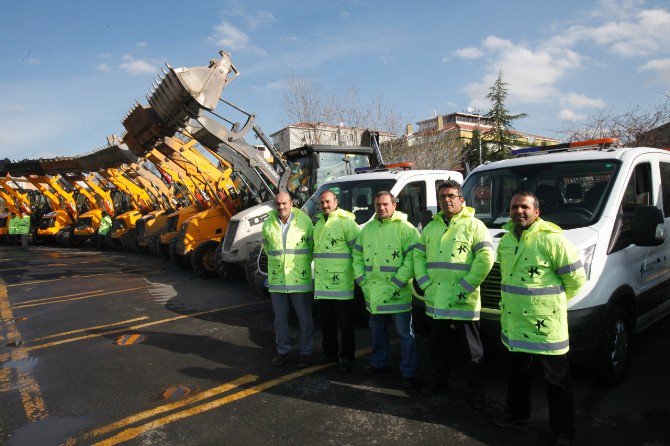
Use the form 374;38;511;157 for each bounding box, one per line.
578;244;595;280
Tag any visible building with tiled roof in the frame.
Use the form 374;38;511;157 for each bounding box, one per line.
270;122;396;152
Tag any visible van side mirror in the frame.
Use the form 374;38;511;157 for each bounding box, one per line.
420;210;433;229
631;206;665;246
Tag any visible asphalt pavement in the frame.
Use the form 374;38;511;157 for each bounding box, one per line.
0;245;669;446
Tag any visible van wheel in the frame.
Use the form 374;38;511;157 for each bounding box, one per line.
591;304;631;387
191;241;220;279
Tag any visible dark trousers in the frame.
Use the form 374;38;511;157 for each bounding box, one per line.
428;318;485;398
507;351;574;438
315;299;355;361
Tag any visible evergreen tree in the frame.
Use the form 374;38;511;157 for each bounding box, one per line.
484;69;527;161
461;129;489;170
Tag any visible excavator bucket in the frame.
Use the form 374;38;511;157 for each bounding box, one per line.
78;142;138;171
147;50;238;134
122;103;168;154
40;157;85;175
3;159;45;177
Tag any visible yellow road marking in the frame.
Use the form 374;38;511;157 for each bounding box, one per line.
17;289;105;306
31;316;150;342
85;375;258;439
12;286;150;310
0;300;268;361
0;368;12;392
93;346;374;446
5;273;107;287
0;278;47;421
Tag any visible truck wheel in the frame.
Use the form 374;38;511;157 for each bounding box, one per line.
245;245;269;298
191;241;220;279
149;233;162;257
121;228;137;253
168;232;191;270
591;304;631;387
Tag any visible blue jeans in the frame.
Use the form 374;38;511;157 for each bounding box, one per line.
369;312;417;378
271;292;314;356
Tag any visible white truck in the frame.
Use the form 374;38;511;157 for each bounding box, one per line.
460;138;670;386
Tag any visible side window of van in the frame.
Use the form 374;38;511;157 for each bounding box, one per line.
397;181;427;227
612;163;652;251
660;162;670;217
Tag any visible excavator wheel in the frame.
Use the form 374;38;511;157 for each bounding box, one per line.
213;241;227;278
91;234;105;250
68;228;84;248
191;241;220;279
149;233;162;257
168;232;191;270
121;228;137;253
105;232;122;250
213;241;243;281
246;244;269;298
56;228;72;248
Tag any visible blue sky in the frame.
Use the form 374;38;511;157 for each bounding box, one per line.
1;0;669;159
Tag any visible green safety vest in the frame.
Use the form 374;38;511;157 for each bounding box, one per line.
353;211;420;314
98;215;112;235
414;207;494;321
15;215;31;235
262;208;314;293
497;218;586;355
8;216;18;234
313;208;361;300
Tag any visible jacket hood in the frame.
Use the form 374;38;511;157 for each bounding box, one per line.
379;210;408;223
502;217;562;234
433;206;475;223
315;207;356;222
268;207;304;221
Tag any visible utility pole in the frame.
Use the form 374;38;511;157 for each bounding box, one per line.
468;107;483;165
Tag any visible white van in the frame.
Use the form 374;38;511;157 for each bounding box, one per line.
460;139;669;386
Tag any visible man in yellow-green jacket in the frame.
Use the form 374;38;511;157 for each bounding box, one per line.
492;191;586;445
414;180;493;408
262;191;315;369
313;190;361;373
353;191;420;389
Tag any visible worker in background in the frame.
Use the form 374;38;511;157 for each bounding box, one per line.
313;190;361;374
492;191;586;446
98;212;112;236
414;180;493;410
8;212;18;245
353;191;420;389
16;213;30;247
262;191;315;369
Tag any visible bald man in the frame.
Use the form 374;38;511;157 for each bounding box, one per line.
262;192;315;368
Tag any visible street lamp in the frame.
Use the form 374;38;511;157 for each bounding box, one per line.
467;107;483;166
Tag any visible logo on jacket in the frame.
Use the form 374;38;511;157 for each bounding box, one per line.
392;250;400;259
457;244;467;254
528;266;540;278
534;319;547;331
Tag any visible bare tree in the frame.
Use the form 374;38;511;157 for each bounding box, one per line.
556;93;670;147
280;73;407;135
382;131;464;170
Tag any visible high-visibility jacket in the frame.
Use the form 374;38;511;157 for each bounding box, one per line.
414;207;494;321
262;208;314;294
497;218;586;355
15;215;31;235
98;215;112;235
353;211;420;314
313;208;361;300
8;216;18;235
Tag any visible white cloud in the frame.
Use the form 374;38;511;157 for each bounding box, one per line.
118;56;158;75
136;42;148;48
455;46;484;60
558;109;586;121
441;55;449;64
638;57;670;85
246;10;276;30
379;54;395;65
211;21;253;51
24;58;40;65
96;63;112;72
99;52;111;58
561;92;606;109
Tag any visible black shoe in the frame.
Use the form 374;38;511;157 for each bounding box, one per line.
401;377;417;390
271;353;289;366
421;380;446;396
297;354;312;368
311;354;337;365
361;365;390;376
491;412;530;428
337;359;353;374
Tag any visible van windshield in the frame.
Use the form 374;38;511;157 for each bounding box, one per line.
302;179;396;224
461;160;620;229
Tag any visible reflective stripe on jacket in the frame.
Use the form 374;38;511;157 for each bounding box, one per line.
352;211;420;314
497;218;586;355
98;215;112;235
414;207;494;321
313;208;361;300
262;208;314;294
